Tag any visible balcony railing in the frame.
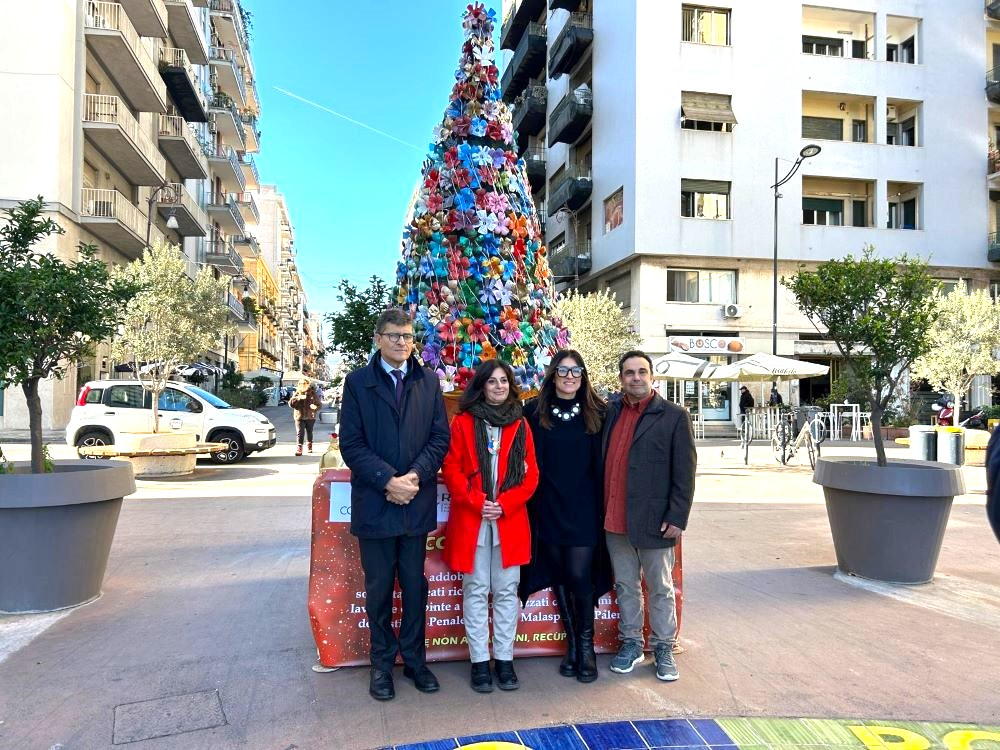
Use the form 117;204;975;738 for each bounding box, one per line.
549;84;593;146
158;114;209;177
83;94;166;178
548;239;592;278
987;67;1000;105
523;146;546;190
239;153;259;187
85;1;165;111
209;45;247;102
206;238;244;275
226;291;246;319
159;182;208;232
989;1;1000;21
210;0;250;53
548;163;593;215
500;0;546;51
209;91;247;146
990;232;1000;262
159;46;208;121
80;188;147;253
549;13;594;79
206;191;246;233
501;22;547;102
513;85;547;151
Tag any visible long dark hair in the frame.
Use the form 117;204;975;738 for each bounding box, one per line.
458;359;522;412
536;349;605;434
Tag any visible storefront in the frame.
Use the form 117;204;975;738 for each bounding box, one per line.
655;334;746;423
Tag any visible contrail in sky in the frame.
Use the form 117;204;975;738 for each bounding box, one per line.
273;86;424;152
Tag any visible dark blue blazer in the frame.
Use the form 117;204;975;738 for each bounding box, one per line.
339;353;450;539
986;428;1000;544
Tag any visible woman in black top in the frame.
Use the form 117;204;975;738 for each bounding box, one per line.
521;349;607;683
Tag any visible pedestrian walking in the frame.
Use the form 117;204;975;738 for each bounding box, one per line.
739;385;755;415
289;378;322;455
441;359;539;694
602;350;696;682
339;308;451;702
520;350;610;683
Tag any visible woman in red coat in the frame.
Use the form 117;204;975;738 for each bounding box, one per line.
442;359;539;694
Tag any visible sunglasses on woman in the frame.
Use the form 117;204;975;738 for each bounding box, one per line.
555;366;585;378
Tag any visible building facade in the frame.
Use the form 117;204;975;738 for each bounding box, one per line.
0;0;306;428
502;0;1000;423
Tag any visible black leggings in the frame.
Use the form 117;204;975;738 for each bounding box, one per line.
539;543;594;603
297;419;315;445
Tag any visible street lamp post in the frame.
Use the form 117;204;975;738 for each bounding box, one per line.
771;144;822;355
145;183;180;247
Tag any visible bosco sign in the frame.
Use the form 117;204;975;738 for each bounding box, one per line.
669;335;745;355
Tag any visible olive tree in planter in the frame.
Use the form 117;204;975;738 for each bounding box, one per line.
783;247;965;584
0;197;140;612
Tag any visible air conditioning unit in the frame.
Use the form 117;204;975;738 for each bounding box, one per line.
722;303;743;319
887;105;898;122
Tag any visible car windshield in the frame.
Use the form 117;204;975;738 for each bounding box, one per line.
186;385;232;409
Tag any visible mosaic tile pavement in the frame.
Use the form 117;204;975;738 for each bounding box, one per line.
382;717;1000;750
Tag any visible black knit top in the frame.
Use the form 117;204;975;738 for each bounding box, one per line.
523;397;603;547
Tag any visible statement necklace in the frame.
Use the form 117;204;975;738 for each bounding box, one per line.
550;402;581;422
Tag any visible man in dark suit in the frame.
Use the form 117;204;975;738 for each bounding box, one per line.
602;350;696;683
986;427;1000;543
339;308;450;701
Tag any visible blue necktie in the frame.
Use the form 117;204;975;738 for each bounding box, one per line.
391;369;404;407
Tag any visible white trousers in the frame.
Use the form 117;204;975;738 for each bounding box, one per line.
462;521;521;662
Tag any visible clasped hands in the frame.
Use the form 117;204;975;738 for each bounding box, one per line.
385;472;420;505
481;499;502;521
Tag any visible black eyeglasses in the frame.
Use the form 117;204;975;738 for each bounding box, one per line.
555;365;584;378
379;332;415;343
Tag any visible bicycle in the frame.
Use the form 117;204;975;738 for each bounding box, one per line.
771;408;825;468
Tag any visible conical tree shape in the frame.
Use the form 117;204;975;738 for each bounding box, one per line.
395;2;567;393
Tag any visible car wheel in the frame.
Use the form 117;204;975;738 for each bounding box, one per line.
76;430;113;459
210;431;245;464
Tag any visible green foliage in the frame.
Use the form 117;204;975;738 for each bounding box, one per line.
553;289;641;392
250;375;272;391
326;275;392;370
241;295;258;320
783;246;938;466
111;243;232;432
41;444;54;473
218;387;262;410
0;197;139;473
0;446;13;474
221;361;243;391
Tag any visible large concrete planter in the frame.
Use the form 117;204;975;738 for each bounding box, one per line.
117;432;197;477
0;460;135;613
813;456;965;584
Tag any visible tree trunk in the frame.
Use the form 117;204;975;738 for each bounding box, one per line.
151;385;161;433
21;378;43;474
870;404;887;467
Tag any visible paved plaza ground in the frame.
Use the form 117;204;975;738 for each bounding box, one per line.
1;405;998;749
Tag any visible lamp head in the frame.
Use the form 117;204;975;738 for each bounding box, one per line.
166;211;179;230
800;144;822;159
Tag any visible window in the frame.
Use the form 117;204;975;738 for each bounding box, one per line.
84;388;104;405
940;279;968;295
888;198;917;229
106;384;144;408
887;36;915;64
158;388;201;413
852;119;867;143
851;40;867;59
681;179;730;219
605;272;631;309
802;198;844;226
900;117;916;146
667;269;736;304
990;281;1000;301
681;91;737;132
802;116;843;141
802;35;842;56
603;188;624;233
852;200;868;227
682;5;730;45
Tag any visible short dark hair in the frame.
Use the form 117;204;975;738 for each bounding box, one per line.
618;350;653;375
459;359;521;412
374;308;411;334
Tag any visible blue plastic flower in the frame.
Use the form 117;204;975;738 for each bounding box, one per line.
454;187;476;213
470;117;488;137
447;99;465;118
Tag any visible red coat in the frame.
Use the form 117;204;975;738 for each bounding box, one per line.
441;411;539;574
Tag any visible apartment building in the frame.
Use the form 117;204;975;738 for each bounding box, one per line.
501;0;1000;424
0;0;299;428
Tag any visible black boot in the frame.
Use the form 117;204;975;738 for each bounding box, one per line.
553;585;577;677
574;594;598;683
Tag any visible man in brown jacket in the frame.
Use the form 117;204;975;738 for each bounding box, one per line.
601;350;696;682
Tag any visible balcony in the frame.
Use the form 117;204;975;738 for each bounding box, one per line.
209;46;247;107
164;0;209;64
548;164;592;215
549;0;584;11
988;67;1000;105
990;233;1000;262
233;192;259;225
206;238;244;275
84;1;166;113
208;92;246;151
500;0;546;51
158;115;209;178
549;13;593;79
990;1;1000;21
523;147;546;190
239;154;259;190
512;85;547;151
240;110;260;152
501;23;547;102
206;192;245;235
83;94;166;185
548;239;591;278
156;183;207;236
225;292;253;328
159;47;208;122
207;144;246;192
244;74;260;116
548;84;592;146
80;188;147;258
233;234;260;259
210;0;249;68
119;0;167;37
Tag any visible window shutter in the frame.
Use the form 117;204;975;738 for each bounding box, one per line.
803;198;844;213
802;116;843;141
681;178;730;194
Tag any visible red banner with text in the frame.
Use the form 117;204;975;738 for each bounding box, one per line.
308;469;682;668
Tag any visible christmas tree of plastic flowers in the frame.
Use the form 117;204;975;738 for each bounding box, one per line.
395;2;568;394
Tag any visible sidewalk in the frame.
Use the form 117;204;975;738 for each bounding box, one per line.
0;416;998;749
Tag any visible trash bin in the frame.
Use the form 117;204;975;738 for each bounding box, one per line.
936;427;965;465
909;425;937;461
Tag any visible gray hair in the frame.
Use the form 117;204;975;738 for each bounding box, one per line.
374;308;411;334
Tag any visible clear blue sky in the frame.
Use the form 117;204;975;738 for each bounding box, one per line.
246;0;502;320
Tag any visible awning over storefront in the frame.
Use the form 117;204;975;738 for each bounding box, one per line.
681;91;737;124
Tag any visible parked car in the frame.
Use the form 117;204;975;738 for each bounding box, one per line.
66;380;277;464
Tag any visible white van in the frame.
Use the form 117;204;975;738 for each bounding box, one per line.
65;380;276;464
